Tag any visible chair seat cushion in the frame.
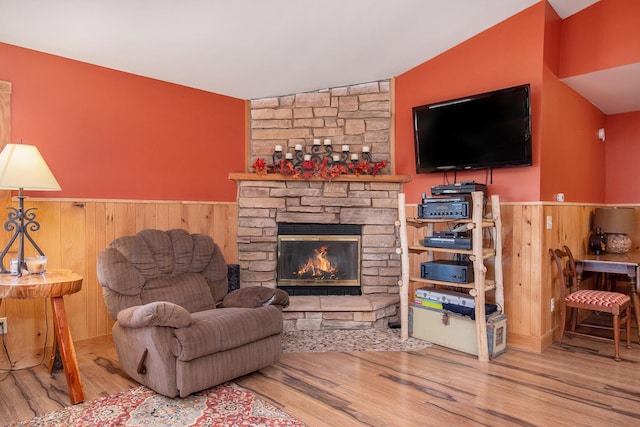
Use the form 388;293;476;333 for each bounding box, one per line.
566;290;630;307
171;305;282;362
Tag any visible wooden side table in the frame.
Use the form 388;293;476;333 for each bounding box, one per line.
0;269;85;404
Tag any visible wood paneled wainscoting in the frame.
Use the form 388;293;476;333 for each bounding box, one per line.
407;201;639;354
0;197;238;369
2;197;638;370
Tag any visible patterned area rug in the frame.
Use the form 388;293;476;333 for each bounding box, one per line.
13;382;305;427
282;327;432;352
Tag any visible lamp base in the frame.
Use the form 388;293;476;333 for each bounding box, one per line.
605;233;633;254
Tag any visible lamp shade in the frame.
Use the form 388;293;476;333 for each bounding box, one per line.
0;144;61;191
593;207;637;235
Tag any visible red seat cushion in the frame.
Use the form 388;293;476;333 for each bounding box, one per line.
566;290;630;307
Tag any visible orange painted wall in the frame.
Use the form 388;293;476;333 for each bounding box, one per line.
559;0;640;78
0;42;246;202
539;67;606;203
395;4;546;203
395;2;610;204
557;0;640;205
539;2;607;204
542;1;561;76
604;111;640;203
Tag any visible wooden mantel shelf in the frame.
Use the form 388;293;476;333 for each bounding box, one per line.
229;173;412;183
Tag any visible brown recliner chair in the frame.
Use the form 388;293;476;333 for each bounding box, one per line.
97;229;289;397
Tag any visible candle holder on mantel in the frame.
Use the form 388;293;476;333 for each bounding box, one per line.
362;146;372;162
310;139;324;164
250;139;386;177
293;144;305;169
272;140;372;170
272;145;284;166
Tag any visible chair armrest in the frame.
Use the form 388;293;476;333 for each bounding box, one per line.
222;286;290;309
117;301;194;328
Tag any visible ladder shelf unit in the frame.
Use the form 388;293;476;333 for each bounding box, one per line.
400;191;503;362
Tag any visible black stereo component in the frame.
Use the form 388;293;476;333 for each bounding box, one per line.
421;194;470;204
420;260;474;284
431;182;487;196
433;231;460;237
418;200;470;219
423;236;472;250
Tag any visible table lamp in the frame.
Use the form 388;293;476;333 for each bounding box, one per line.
0;142;61;275
593;207;637;254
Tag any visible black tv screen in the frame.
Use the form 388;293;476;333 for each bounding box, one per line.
413;83;532;174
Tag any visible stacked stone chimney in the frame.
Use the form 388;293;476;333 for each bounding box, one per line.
250;80;391;169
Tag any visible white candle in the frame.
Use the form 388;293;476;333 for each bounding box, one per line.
332;154;340;162
285;152;293;159
324;139;332;145
351;153;359;160
313;139;321;145
274;145;283;152
295;144;303;151
304;154;312;161
342;145;349;152
362;146;370;153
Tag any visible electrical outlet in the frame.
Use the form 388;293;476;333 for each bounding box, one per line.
550;298;555;313
546;215;553;230
0;317;6;334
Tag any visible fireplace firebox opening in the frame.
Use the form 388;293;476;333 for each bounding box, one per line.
277;223;362;296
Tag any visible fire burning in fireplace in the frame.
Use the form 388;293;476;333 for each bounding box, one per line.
276;223;361;295
279;237;359;284
293;245;343;280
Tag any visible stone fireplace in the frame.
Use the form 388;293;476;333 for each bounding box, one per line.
234;78;409;330
231;174;409;330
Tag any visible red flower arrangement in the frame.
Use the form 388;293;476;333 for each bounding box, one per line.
251;157;387;179
252;158;268;175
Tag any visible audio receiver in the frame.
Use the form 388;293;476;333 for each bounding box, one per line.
420;260;474;284
418;200;470;219
423;235;472;250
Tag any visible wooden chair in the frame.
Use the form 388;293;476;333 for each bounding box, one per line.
550;246;632;361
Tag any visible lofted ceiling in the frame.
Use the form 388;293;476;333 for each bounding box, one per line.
3;0;632;114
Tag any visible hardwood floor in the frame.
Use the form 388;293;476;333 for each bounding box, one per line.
1;332;639;426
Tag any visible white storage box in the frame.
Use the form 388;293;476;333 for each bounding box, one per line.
409;304;507;358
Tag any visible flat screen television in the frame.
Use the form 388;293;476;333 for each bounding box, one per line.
413;83;532;174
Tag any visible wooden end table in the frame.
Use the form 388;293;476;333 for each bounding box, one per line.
0;269;85;404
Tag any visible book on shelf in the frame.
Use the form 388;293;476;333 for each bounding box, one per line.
412;297;443;310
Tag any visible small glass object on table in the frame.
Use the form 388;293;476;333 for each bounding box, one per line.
25;255;48;274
